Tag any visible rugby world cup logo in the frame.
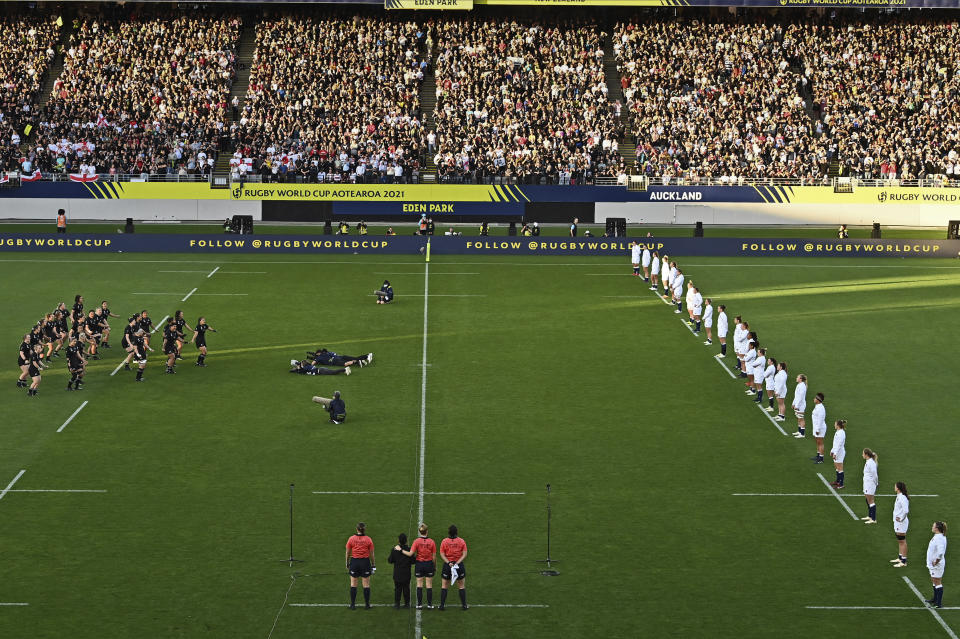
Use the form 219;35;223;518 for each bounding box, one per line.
877;191;888;203
231;187;242;200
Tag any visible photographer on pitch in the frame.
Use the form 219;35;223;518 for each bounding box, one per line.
312;391;346;424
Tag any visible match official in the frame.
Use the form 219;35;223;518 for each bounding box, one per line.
439;524;468;610
345;522;376;609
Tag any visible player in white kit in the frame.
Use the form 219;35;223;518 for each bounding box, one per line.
702;298;713;345
861;448;878;524
829;419;847;488
810;392;826;461
892;481;910;567
773;361;788;421
685;282;696;324
690;287;703;334
641;243;652;281
649;251;661;289
716;305;728;356
672;269;685;314
792;374;808;438
925;522;947;608
742;337;757;392
661;257;673;298
762;357;777;412
751;347;766;404
630;242;642;277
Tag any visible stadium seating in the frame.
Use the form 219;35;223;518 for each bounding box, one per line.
232;12;428;183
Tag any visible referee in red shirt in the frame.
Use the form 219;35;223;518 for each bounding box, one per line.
399;523;437;609
345;522;376;609
439;524;468;610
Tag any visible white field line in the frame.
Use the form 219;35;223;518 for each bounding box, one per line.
181;287;198;302
266;574;299;639
207;266;220;278
375;272;478;275
312;491;525;496
416;261;429;639
110;359;128;376
733;493;939;498
218;271;267;274
368;294;486;298
132;292;247;297
57;400;88;433
0;603;29;606
0;469;26;501
151;315;169;334
7;489;106;493
714;354;738;379
680;318;698;335
652;289;673;305
158;270;209;273
290;603;548;609
904;576;959;639
755;402;788;436
816;473;859;521
806;605;947;611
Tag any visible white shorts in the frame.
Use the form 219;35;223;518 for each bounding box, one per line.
765;379;775;391
929;562;945;579
718;328;727;338
813;425;827;438
692;307;702;316
895;520;909;535
793;402;806;414
775;388;787;399
795;410;805;419
642;256;651;268
753;370;764;384
632;261;639;267
833;449;845;464
705;318;713;328
863;481;877;496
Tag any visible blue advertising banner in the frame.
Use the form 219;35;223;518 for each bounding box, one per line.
1;234;958;258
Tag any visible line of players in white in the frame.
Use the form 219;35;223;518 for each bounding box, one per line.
631;241;948;609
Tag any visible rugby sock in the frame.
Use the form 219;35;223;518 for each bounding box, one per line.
835;470;840;483
197;354;205;365
136;369;143;381
440;589;448;608
935;585;943;606
755;389;763;402
721;343;726;355
869;504;876;520
350;586;357;606
695;320;701;332
417;587;423;606
676;302;682;312
633;267;639;275
838;471;844;486
768;397;775;409
427;588;433;606
459;589;467;608
363;587;370;606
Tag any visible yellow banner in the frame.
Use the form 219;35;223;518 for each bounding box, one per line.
386;0;473;9
762;186;960;206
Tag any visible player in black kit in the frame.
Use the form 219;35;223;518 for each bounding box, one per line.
163;318;179;374
131;329;148;381
17;333;32;388
137;310;155;349
120;316;139;371
71;294;84;329
191;317;216;367
26;343;44;396
84;310;102;360
99;300;120;348
65;335;87;390
173;310;192;360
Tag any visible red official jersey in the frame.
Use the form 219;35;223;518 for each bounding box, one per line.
411;537;436;562
346;534;374;558
440;537;467;563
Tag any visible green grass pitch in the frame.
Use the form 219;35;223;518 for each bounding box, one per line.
0;251;957;638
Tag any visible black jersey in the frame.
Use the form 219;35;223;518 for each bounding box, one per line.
163;325;178;344
122;324;137;346
43;323;57;340
101;305;111;318
138;316;153;333
29;330;42;346
56;314;68;334
27;350;42;374
72;302;84;321
18;341;31;365
174;318;187;337
130;334;146;357
194;324;212;346
66;344;84;367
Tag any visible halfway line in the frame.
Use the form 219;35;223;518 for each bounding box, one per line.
290;603;547;609
0;469;26;501
816;473;859;521
312;491;525;496
0;603;29;607
415;260;429;639
904;576;959;639
8;489;106;493
207;266;220;278
57;400;88;433
806;605;940;611
734;493;939;498
182;287;198;302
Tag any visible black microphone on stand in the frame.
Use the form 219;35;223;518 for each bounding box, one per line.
279;483;304;566
536;483;559;576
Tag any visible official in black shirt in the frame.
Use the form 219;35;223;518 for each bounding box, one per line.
388;533;413;609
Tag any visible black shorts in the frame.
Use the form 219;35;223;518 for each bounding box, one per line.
415;560;436;578
68;363;84;373
195;338;206;349
28;365;40;377
163;343;178;355
441;562;465;580
18;357;28;366
349;557;372;578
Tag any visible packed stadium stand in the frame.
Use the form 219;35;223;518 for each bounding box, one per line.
2;6;959;184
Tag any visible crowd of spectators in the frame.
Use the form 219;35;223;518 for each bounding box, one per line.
25;7;239;177
615;16;827;183
231;12;428;183
0;14;60;173
803;16;960;181
432;17;624;185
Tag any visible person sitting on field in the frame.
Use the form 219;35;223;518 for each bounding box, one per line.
375;280;394;304
312;390;346;424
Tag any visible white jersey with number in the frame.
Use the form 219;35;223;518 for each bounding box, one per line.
894;493;909;534
863;457;878;495
717;312;728;337
792;381;807;413
812;402;826;436
831;427;846;463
